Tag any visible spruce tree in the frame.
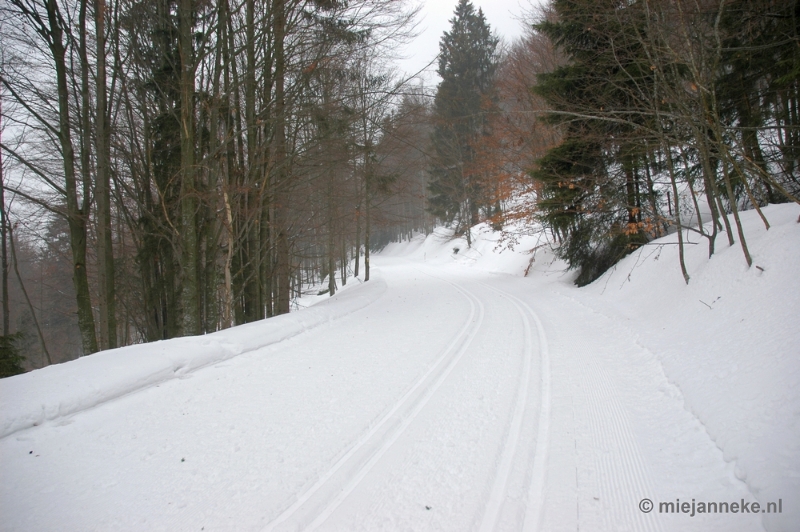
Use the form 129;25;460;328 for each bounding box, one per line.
533;0;652;285
429;0;498;239
0;333;25;378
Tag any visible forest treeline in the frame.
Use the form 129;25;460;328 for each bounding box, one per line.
1;0;431;368
531;0;800;285
1;0;798;371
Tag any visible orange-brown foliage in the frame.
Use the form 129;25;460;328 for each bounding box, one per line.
468;15;565;233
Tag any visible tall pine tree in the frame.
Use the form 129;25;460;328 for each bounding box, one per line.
429;0;498;242
533;0;652;285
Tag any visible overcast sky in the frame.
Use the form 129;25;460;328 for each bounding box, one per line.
393;0;540;85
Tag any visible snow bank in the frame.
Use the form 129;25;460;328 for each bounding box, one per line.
0;276;386;440
582;204;800;531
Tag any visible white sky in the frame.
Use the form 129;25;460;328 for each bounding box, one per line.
394;0;539;85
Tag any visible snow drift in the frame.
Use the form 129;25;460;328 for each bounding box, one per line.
0;276;386;439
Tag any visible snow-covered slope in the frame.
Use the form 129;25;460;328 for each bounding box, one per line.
580;204;800;529
1;203;797;532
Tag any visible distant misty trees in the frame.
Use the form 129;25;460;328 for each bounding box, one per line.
428;0;499;245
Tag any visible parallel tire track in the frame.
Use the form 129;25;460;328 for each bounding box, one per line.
490;291;552;532
479;285;552;532
522;295;551;532
476;283;536;532
263;271;485;532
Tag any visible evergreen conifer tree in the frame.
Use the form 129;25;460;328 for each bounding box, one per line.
429;0;498;240
0;333;25;378
533;0;651;285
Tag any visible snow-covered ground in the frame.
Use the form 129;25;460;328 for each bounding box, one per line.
1;204;798;532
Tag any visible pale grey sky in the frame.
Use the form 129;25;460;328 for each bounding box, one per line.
394;0;539;85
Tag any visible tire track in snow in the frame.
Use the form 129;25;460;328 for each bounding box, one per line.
262;270;485;532
475;282;536;532
505;290;552;532
480;285;658;532
471;282;554;531
458;280;552;532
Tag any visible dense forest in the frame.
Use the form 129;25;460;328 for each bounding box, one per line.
1;0;798;372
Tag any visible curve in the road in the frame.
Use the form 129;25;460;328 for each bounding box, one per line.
263;271;486;532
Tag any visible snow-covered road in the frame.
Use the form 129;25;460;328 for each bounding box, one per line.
2;251;774;531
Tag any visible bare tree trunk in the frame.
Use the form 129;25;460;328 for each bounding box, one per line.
327;167;336;296
273;0;291;314
179;0;200;335
364;171;371;283
211;0;229;329
696;131;727;255
8;225;51;364
0;96;8;336
720;160;753;267
243;0;260;322
354;204;361;277
223;190;235;328
340;231;347;286
95;0;117;349
665;145;690;284
46;0;98;355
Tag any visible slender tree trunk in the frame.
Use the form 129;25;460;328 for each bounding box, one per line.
720;160;753;266
223;190;235;328
340;231;347;286
210;0;226;329
697;131;728;255
695;70;733;245
364;171;371;283
715;193;734;246
8;225;51;364
354;204;361;277
665;144;690;284
47;0;98;355
179;0;200;335
0;96;9;336
273;0;291;314
259;6;275;320
95;0;117;349
243;0;260;322
327;167;336;296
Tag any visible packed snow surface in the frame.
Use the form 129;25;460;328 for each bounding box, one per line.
1;204;798;532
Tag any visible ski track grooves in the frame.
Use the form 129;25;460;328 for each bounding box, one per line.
476;283;535;532
477;284;552;532
581;358;662;532
523;297;550;532
262;270;486;532
563;293;662;532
